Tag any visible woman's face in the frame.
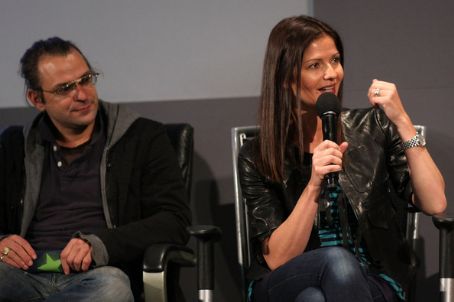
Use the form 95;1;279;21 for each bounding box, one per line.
295;35;344;108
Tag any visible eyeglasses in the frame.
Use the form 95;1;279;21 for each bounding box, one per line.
39;72;99;97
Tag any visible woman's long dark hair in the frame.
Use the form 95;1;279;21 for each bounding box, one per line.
257;15;344;182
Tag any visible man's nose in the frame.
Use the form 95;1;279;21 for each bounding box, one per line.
73;84;89;100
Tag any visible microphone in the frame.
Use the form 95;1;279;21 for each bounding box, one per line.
316;93;341;191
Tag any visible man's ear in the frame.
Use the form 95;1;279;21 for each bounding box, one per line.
26;89;45;111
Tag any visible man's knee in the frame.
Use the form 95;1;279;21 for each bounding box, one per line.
0;262;25;284
0;262;13;275
0;263;41;301
88;266;134;302
0;263;14;293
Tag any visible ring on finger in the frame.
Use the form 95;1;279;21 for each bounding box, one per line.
373;88;381;97
1;247;10;256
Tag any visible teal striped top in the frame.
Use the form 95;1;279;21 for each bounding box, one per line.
318;185;405;301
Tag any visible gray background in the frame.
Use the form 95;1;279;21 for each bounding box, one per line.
0;1;452;301
0;0;311;108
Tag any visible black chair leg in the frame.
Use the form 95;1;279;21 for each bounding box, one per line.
433;214;454;302
187;225;222;302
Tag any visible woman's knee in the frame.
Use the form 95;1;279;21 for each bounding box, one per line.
295;287;326;302
320;247;363;281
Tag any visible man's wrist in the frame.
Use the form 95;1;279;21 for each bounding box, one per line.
72;232;109;266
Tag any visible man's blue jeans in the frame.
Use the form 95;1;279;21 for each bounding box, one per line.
252;246;399;302
0;263;134;302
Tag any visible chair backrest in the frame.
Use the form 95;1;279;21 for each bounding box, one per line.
405;125;426;302
406;125;425;244
231;124;426;301
164;123;194;199
231;125;260;300
0;124;194;195
0;123;194;302
148;123;193;302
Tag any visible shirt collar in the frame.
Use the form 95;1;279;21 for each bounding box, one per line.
38;112;105;147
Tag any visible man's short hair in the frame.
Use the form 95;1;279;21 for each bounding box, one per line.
20;37;93;90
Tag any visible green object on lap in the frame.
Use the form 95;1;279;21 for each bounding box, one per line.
30;250;63;273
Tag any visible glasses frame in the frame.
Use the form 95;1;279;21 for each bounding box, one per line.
38;72;99;97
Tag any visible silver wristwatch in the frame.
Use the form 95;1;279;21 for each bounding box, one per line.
402;133;426;150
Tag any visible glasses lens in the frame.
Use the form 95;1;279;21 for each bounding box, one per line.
54;82;77;96
80;73;95;86
42;72;98;96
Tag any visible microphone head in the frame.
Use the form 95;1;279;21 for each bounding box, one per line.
316;93;341;117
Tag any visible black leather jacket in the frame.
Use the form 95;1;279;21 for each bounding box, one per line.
238;107;416;291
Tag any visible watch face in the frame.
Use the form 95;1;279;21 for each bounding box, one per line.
418;134;426;146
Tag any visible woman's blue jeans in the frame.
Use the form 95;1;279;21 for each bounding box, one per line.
252;246;399;302
0;263;134;302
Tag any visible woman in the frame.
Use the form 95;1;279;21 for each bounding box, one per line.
238;15;446;302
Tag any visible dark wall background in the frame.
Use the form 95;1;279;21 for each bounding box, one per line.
0;1;453;301
316;1;454;300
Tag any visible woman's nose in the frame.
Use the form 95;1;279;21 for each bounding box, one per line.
324;64;337;80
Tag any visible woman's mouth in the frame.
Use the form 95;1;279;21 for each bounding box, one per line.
319;86;336;94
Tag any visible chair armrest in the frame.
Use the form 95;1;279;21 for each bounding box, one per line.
187;225;222;241
142;244;195;302
141;226;221;302
143;244;196;273
433;213;454;231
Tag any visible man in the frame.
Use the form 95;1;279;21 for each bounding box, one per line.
0;37;191;301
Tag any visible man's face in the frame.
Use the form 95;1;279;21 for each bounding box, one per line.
32;49;99;134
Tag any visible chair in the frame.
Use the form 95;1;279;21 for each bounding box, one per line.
433;214;454;302
0;123;220;302
231;126;258;302
231;124;452;302
143;123;221;302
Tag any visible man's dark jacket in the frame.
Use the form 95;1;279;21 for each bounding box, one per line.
238;107;416;293
0;101;191;299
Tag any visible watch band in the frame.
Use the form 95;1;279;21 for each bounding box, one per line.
402;134;425;150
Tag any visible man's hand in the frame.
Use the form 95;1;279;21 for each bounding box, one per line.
60;238;92;275
0;235;36;270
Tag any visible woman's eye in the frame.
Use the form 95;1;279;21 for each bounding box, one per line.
308;63;320;69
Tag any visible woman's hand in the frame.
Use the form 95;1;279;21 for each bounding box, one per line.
368;79;446;215
309;140;348;188
368;79;412;130
264;139;348;270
